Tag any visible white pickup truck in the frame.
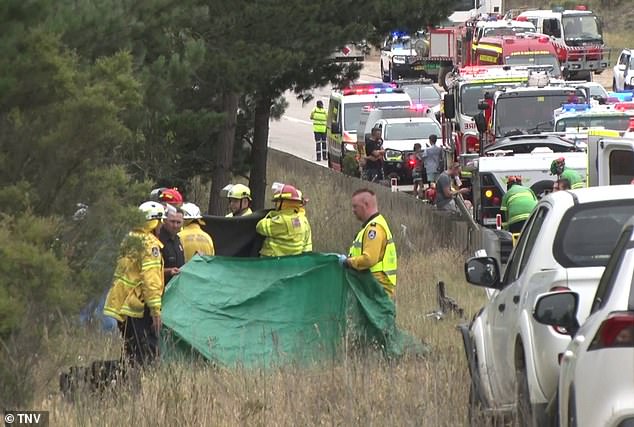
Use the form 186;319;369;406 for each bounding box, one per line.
459;185;634;426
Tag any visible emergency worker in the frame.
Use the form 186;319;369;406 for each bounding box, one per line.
341;188;397;299
179;202;215;262
103;201;165;367
500;176;538;233
256;183;312;257
159;208;185;284
550;157;584;189
310;100;328;161
223;184;253;217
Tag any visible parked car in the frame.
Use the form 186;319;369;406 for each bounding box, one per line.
533;217;634;427
460;185;634;426
613;48;634;92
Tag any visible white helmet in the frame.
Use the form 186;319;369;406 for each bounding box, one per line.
181;202;202;220
138;201;165;220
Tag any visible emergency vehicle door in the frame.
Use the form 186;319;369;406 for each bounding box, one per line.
592;138;634;186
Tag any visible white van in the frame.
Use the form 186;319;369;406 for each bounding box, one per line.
326;83;411;174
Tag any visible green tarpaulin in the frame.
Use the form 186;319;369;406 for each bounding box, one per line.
161;253;427;366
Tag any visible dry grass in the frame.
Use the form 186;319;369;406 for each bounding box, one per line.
32;151;486;426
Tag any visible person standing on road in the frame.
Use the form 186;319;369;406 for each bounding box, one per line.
500;175;538;233
256;183;312;257
340;188;397;299
550;157;584;189
103;201;165;367
310;100;328;162
435;162;470;212
422;134;443;185
223;184;253;217
411;143;424;198
159;208;185;284
364;126;385;183
179;202;215;262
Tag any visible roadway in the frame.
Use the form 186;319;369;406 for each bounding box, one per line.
268;58;382;165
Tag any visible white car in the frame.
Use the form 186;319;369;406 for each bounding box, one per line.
461;186;634;426
613;48;634;92
533;219;634;427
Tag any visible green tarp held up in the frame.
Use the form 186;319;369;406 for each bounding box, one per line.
161;253;428;366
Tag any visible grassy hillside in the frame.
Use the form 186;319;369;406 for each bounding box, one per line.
32;151;488;426
505;0;634;55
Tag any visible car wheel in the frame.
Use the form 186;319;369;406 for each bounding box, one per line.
613;78;618;92
388;65;394;82
381;63;390;83
516;365;535;427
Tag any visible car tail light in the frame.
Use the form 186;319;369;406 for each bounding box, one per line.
495;214;502;230
549;286;571;335
589;311;634;350
482;188;501;207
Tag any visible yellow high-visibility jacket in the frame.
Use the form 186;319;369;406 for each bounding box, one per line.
179;222;215;262
310;107;327;133
104;230;164;321
256;208;312;256
226;208;253;217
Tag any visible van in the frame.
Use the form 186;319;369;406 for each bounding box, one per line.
326;83;411;174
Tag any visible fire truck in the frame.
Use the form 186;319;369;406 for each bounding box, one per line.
516;6;610;81
472;33;562;78
440;66;530;167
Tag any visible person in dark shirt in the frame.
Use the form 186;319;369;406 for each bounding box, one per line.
159;208;185;285
364;126;385;183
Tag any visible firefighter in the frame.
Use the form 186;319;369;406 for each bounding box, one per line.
223;184;253;217
500;176;538;233
297;189;312;252
310;100;327;161
340;188;397;299
550;157;584;189
103;201;165;367
256;183;312;257
179;202;215;262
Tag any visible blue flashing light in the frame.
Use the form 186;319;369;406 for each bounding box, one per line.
609;92;634;102
562;103;591;113
390;31;407;38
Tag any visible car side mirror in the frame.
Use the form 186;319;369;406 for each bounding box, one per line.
533;291;580;336
381;46;391;52
464;256;501;289
331;122;341;134
443;93;455;119
474;112;488;134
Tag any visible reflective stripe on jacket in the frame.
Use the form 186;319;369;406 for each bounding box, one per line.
179;222;215;262
310;107;327;133
104;230;164;321
348;214;398;294
256;209;312;256
500;185;537;229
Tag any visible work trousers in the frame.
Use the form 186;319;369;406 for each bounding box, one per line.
118;306;159;368
314;132;327;161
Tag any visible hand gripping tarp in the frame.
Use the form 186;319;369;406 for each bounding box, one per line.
160;253;428;366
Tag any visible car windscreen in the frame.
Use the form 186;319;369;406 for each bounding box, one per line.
483;26;535;37
384;121;440;140
495;92;586;137
587;85;608;99
554;201;634;268
562;15;602;42
555;115;631;132
403;85;440;103
460;83;500;117
504;54;562;78
344;101;411;131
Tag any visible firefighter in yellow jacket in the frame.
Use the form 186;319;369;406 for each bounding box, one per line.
341;188;398;298
104;201;165;366
256;183;312;257
179;202;215;262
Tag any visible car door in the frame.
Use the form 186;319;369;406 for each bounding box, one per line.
380;37;392;72
615;52;629;91
487;206;550;401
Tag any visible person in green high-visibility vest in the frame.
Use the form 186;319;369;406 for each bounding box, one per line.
550;157;584;189
500;175;538;233
310;100;328;162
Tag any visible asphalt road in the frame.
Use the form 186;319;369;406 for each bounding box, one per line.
268;59;382;165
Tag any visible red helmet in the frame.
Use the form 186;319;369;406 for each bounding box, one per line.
272;184;302;202
159;188;183;205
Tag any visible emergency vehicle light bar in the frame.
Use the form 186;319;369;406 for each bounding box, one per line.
615;102;634;111
342;83;401;96
609;92;634;102
562;103;591;112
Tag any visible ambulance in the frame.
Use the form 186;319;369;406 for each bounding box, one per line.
326;83;412;174
587;129;634;187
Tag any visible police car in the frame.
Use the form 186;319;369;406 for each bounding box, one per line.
380;31;428;83
613;48;634;92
